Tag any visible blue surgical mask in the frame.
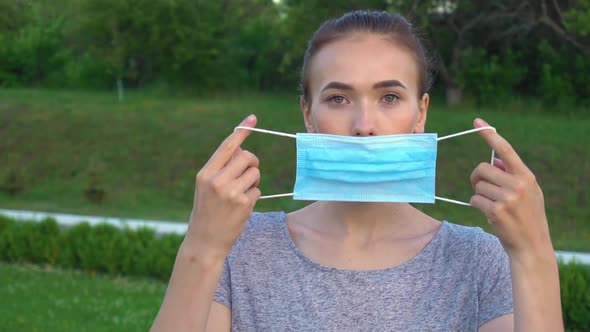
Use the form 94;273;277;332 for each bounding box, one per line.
234;125;496;206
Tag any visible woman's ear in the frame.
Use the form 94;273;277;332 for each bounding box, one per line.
300;97;316;133
413;93;429;134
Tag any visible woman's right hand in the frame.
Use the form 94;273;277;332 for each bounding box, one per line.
184;114;261;261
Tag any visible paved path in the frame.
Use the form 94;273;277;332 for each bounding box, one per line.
1;208;589;265
0;208;187;235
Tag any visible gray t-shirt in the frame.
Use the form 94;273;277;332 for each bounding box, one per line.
214;212;513;331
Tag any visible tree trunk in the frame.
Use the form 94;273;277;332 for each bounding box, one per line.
435;50;464;105
117;78;124;102
446;84;463;105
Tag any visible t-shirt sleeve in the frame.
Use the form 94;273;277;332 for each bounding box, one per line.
213;257;232;309
476;232;514;327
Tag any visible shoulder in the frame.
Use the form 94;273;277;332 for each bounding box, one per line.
242;211;286;238
435;221;507;269
227;211;288;261
437;224;514;322
440;221;503;252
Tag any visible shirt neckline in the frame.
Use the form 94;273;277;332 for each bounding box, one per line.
278;211;448;275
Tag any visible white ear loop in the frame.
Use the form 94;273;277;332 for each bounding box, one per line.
435;126;496;206
234;126;296;138
234;126;296;199
234;125;498;203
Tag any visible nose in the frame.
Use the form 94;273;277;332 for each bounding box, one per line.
352;104;377;136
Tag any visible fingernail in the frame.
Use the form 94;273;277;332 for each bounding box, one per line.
475;118;489;127
240;114;254;125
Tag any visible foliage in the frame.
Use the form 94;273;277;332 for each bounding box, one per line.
0;217;182;280
563;0;590;37
560;261;590;330
456;48;527;105
0;0;588;105
120;228;157;276
0;218;59;263
535;40;590;106
536;41;576;106
276;0;390;87
0;1;70;87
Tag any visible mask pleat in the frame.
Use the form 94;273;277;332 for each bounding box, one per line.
294;133;437;202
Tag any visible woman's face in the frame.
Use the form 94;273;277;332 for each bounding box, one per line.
302;33;429;136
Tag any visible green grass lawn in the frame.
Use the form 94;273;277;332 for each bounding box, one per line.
0;263;165;332
1;262;589;332
0;88;589;251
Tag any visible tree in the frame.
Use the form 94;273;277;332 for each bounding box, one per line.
74;0;137;100
0;0;69;86
563;0;590;40
391;1;539;104
518;0;590;54
278;0;390;90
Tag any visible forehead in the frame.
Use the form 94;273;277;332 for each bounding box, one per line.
308;34;420;93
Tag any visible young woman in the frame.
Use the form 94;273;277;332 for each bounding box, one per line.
151;11;563;331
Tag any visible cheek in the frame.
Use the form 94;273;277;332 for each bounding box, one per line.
310;107;351;133
381;106;421;133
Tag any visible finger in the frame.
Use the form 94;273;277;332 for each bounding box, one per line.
474;180;505;202
231;147;244;160
234;166;261;192
470;162;513;190
474;118;527;174
219;149;259;181
244;186;261;203
204;115;257;171
493;157;506;171
469;195;496;222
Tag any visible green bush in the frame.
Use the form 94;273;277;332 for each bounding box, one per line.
534;41;589;108
61;53;114;90
0;216;15;261
0;2;69;87
456;48;527;105
120;227;157;276
57;222;90;269
58;222;180;278
1;221;36;263
0;218;64;265
145;233;183;280
0;214;13;236
0;215;589;328
28;218;60;264
560;261;590;330
80;223;126;273
0;217;181;281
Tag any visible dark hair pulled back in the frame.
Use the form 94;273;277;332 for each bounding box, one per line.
300;10;432;103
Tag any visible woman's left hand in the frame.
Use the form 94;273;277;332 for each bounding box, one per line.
469;118;554;261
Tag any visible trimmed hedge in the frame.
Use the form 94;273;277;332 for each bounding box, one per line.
0;215;182;281
0;214;589;329
560;261;590;331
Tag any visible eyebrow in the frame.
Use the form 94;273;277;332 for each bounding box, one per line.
321;80;407;92
321;81;353;92
373;80;406;90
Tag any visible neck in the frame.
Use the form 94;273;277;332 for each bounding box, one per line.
309;201;417;239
